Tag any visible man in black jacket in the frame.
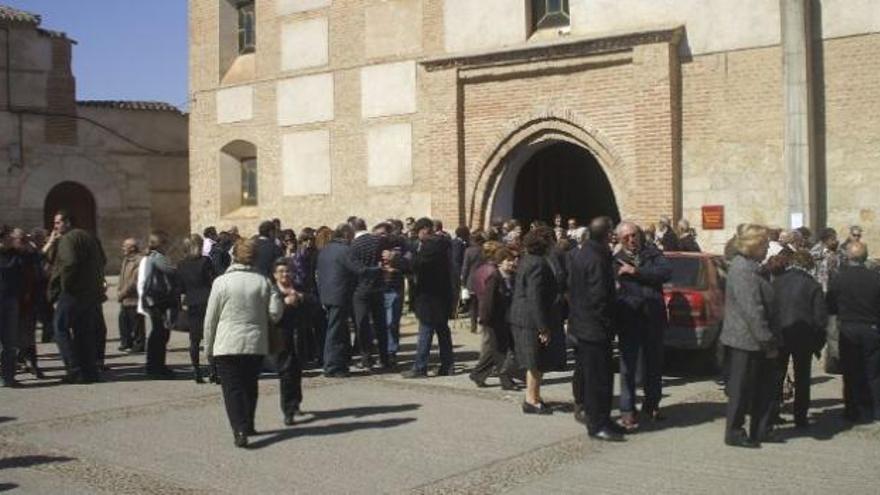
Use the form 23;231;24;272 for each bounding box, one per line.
253;220;283;278
348;218;389;370
0;225;23;387
772;250;827;427
827;241;880;423
615;222;672;429
402;218;455;378
317;224;374;377
567;217;623;441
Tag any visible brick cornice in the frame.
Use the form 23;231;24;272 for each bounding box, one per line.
421;25;684;72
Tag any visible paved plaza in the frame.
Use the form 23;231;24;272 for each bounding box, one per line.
1;287;879;494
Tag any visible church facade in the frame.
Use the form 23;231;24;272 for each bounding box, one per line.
189;0;880;251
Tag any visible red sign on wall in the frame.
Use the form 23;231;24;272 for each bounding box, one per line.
702;205;724;230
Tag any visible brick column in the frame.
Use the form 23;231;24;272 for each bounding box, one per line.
419;65;462;224
45;38;77;145
631;41;682;226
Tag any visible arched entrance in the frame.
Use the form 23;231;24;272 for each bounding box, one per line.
491;140;620;228
44;182;97;233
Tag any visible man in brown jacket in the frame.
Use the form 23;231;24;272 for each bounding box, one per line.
117;238;144;352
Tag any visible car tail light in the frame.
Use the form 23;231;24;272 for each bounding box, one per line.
665;290;708;327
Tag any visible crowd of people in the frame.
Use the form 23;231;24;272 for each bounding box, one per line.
1;210;877;450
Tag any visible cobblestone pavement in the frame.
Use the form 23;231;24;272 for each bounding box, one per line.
1;296;878;494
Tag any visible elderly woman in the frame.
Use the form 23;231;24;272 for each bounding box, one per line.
720;224;780;448
177;234;215;383
509;227;564;414
204;238;283;448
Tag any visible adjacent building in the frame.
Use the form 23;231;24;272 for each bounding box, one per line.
0;5;189;269
189;0;879;251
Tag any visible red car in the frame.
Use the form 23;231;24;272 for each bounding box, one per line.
663;252;727;365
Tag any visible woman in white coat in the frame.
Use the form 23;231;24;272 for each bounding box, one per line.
204;238;283;448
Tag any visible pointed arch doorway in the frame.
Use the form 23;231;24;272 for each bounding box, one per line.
43;181;97;233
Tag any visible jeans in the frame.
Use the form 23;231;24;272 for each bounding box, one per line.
413;320;453;372
53;294;99;380
383;290;403;355
323;305;351;374
618;315;665;414
0;296;19;382
352;290;388;365
215;354;263;434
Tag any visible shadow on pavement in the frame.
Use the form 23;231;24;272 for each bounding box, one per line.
247;403;421;449
0;483;18;492
0;417;15;425
777;405;854;441
0;455;75;470
641;400;727;431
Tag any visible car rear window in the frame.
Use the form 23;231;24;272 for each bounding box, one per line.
665;257;708;289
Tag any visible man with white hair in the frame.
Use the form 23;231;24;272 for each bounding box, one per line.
656;216;679;252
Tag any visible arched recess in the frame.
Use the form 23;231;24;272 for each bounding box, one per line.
469;112;629;228
219;140;258;215
43;182;97;233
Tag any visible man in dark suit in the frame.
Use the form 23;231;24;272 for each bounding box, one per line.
568;217;624;441
253;220;283;278
348;218;389;370
827;241;880;423
317;224;374;377
402;218;455;378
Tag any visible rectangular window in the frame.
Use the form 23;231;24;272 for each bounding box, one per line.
237;1;256;54
531;0;570;31
241;157;257;206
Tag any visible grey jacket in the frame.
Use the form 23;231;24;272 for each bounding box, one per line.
203;264;284;358
720;255;779;352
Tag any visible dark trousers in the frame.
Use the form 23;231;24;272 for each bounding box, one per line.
323;304;351;374
413;320;453;372
118;305;145;350
0;297;19;382
96;309;107;366
776;346;813;424
468;296;479;332
215;354;263;434
296;299;325;366
54;295;99;381
725;347;778;441
575;339;614;434
276;328;302;415
839;322;880;421
146;309;171;373
188;305;207;369
352;291;388;365
618;318;665;414
471;324;513;382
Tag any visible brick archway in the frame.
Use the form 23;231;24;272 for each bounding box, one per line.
468;111;629;227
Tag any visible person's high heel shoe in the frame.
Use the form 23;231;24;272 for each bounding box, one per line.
522;401;552;415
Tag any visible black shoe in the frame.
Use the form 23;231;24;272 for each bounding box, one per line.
469;372;486;388
401;369;428;379
725;431;760;448
589;428;625;442
435;366;454;377
194;373;205;384
499;374;517;391
284;414;295;426
522;401;552;415
246;426;258;435
234;432;249;448
607;422;630;435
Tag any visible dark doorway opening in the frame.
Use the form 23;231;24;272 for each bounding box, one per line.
513;142;619;227
43;182;97;234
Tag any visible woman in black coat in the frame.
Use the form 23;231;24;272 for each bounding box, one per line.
470;244;516;390
177;234;216;383
509;227;564;414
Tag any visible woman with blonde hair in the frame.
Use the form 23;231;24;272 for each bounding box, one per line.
720;224;781;448
177;234;215;383
204;238;284;448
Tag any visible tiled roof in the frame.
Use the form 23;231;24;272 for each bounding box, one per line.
77;100;184;114
0;5;40;25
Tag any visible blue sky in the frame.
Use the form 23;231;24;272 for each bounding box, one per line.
5;0;188;110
